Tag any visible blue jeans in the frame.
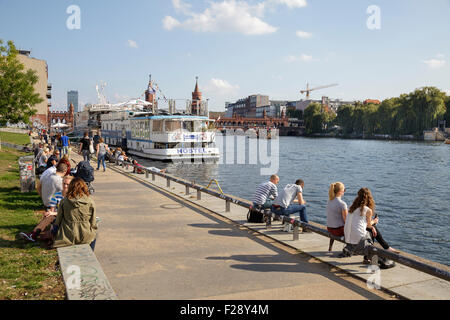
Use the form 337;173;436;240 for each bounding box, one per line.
82;150;90;162
97;154;106;170
271;204;309;223
253;200;273;209
90;238;97;251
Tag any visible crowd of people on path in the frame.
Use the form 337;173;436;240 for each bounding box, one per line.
21;130;164;251
19;131;98;251
251;175;400;266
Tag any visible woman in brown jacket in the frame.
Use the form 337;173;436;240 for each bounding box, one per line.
52;177;97;250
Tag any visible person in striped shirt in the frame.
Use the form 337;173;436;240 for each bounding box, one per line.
19;176;74;242
252;175;279;209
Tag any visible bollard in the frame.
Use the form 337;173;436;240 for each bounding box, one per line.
152;173;155;181
146;171;149;179
225;200;230;212
197;190;201;200
266;213;272;230
185;185;190;195
167;178;170;187
293;224;299;241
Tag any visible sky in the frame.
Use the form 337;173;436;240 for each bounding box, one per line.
1;0;449;111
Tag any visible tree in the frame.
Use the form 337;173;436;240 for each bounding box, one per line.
335;104;355;134
0;39;43;126
444;95;450;128
304;103;323;134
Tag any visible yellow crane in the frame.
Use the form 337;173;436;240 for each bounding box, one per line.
300;83;338;99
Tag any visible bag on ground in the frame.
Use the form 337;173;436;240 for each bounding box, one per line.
247;206;265;223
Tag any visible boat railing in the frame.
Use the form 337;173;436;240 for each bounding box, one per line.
114;159;450;283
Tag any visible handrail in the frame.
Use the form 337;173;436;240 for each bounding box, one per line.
115;159;450;283
206;179;224;194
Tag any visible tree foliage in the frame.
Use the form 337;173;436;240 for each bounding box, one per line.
334;87;448;137
304;102;336;134
0;39;43;126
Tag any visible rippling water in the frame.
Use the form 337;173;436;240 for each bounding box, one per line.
137;137;450;266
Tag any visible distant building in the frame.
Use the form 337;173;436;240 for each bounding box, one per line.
17;50;51;128
364;99;381;105
225;94;269;118
48;103;74;130
67;90;79;113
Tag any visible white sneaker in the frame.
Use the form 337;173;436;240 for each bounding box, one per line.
19;232;35;242
283;222;293;233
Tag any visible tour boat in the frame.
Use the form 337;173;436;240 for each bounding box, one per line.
101;111;220;161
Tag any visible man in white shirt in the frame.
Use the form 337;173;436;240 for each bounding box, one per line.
40;163;67;210
272;179;309;230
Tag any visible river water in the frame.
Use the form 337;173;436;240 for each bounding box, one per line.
137;136;450;266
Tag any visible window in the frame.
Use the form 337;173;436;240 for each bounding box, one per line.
165;120;182;132
182;121;193;132
152;120;163;132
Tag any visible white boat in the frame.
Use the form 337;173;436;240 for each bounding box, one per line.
101;112;219;161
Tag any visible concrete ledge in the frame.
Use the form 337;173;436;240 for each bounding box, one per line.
57;244;118;300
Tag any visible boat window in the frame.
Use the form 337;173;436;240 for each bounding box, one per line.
182;121;193;132
153;120;163;132
165;120;182;132
193;121;203;132
145;121;150;139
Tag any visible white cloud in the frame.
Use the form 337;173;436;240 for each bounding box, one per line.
204;78;240;96
163;16;181;30
295;30;312;38
285;53;316;62
423;59;446;69
162;1;278;35
172;0;191;14
271;0;307;8
127;40;138;48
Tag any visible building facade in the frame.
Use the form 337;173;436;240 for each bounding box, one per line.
16;50;51;128
67;90;79;113
48;103;74;130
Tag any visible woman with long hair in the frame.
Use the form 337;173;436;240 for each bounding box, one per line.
52;177;97;250
343;188;398;262
326;182;348;251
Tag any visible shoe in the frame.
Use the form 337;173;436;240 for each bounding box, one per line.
302;227;312;233
96;168;99;171
19;232;35;242
283;222;293;232
362;258;372;264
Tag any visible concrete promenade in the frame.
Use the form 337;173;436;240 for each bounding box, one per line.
70;154;397;300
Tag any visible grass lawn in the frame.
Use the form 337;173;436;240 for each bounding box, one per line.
0;147;65;300
0;131;31;146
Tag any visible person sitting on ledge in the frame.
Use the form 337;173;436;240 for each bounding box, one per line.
341;187;399;263
326;182;348;251
39;163;67;211
252;174;279;210
51;177;98;250
271;179;310;232
19;175;74;242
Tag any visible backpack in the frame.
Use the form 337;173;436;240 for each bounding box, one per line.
75;161;95;183
247;206;265;223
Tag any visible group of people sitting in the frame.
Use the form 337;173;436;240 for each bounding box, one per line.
252;175;399;263
20;138;98;251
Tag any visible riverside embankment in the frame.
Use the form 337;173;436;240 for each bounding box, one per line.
69;151;450;300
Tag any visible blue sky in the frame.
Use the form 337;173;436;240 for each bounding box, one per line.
1;0;449;111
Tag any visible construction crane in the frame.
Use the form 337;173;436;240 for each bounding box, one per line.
300;83;338;100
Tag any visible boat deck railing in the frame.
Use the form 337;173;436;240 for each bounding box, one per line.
115;159;450;283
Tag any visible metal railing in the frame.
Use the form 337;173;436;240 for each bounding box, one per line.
113;159;450;283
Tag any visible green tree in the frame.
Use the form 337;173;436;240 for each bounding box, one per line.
444;95;450;128
335;104;355;134
0;39;43;126
304;103;323;134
